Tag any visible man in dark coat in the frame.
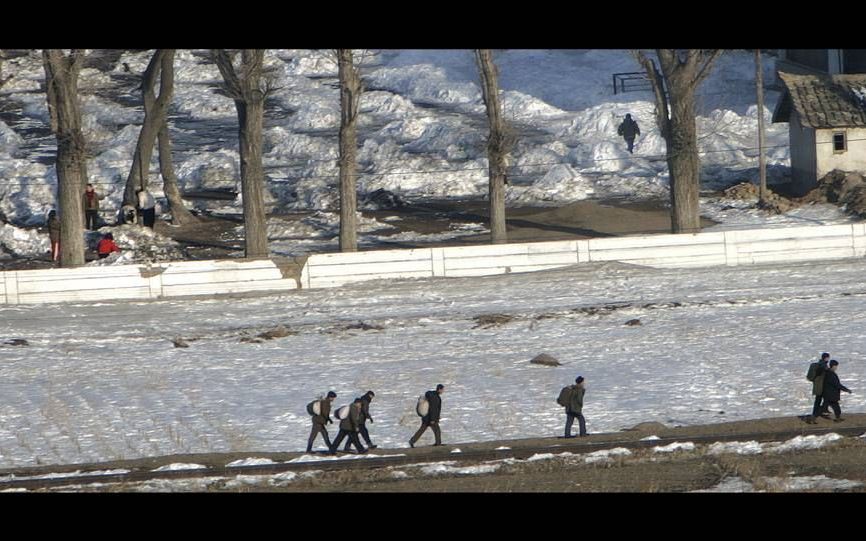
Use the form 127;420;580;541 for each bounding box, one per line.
344;390;377;451
806;353;831;423
331;398;367;454
306;391;336;453
565;376;587;437
822;360;853;422
409;384;444;448
617;113;640;153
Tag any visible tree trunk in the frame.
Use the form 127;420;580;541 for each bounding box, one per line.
124;50;167;207
337;49;361;252
43;49;87;267
475;49;508;244
214;49;269;259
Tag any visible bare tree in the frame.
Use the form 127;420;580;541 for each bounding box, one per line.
43;49;87;266
213;49;271;259
475;49;512;244
336;49;362;252
633;49;722;234
123;49;197;225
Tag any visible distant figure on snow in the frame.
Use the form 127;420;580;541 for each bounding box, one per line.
330;397;367;455
82;183;105;231
822;360;853;422
47;210;61;262
343;390;377;451
617;113;641;154
805;352;831;424
409;384;445;448
557;376;587;437
306;391;336;453
136;188;156;229
97;232;121;259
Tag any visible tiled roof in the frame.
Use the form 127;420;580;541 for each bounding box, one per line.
774;71;866;128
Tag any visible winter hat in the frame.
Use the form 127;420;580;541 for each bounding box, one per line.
365;390;375;398
576;376;584;384
327;391;337;398
829;360;839;367
821;353;830;360
436;384;444;391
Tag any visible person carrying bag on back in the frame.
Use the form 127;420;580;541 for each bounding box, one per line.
409;384;444;448
306;391;336;453
558;376;586;438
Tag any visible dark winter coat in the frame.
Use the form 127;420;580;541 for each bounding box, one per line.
618;117;640;139
48;216;61;243
312;399;332;426
568;385;585;414
357;395;373;424
425;390;442;422
83;190;103;211
812;360;829;396
822;370;851;403
339;401;363;432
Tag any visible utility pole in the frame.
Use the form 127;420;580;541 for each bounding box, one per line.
756;49;767;204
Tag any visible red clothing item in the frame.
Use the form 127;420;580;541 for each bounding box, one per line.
97;238;121;255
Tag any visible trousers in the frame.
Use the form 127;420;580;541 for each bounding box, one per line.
565;412;586;437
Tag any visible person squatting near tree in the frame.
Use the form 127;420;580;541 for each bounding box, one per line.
343;391;377;451
330;398;367;454
805;353;831;424
557;376;587;437
47;210;61;262
82;183;105;231
823;360;853;422
409;384;444;448
306;391;336;453
97;232;121;259
617;113;640;154
136;188;156;229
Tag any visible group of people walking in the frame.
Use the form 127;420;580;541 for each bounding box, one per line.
305;351;855;454
46;183;157;263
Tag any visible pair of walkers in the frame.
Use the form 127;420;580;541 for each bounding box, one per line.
806;353;853;423
306;391;377;455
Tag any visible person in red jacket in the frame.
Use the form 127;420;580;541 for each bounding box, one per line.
97;233;121;259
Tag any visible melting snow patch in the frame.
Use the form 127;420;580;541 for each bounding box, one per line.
526;452;575;462
584;447;632;464
391;471;410;479
640;435;661;441
450;448;462;453
760;475;862;492
653;442;695;453
693;476;757;493
766;433;843;454
495;446;511;451
707;441;764;456
226;458;278;467
152;463;207;472
421;463;500;476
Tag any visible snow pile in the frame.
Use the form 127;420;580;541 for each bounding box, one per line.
85;224;186;265
706;441;764;456
583;447;632;464
0;222;50;258
765;433;843;454
652;442;696;453
759;475;862;492
420;462;501;476
225;457;278;467
151;463;206;472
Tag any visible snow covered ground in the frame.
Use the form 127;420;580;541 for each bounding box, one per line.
0;49;857;261
1;256;865;468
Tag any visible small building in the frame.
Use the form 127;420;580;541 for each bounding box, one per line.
772;71;866;195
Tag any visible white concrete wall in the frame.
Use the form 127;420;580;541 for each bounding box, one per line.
4;223;866;305
816;127;866;181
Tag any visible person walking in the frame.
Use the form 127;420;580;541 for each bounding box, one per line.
306;391;336;453
822;360;853;422
409;384;444;448
82;183;104;231
565;376;587;438
806;352;831;423
617;113;641;154
343;391;377;451
47;210;61;262
331;398;367;454
136;188;156;229
97;232;121;259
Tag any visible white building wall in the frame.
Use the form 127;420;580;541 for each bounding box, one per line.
816;127;866;180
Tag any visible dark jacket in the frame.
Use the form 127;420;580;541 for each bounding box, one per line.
312;399;332;426
823;370;851;403
83;190;103;211
812;360;829;396
357;395;373;424
48;216;61;243
425;390;442;422
339;401;363;432
568;385;585;414
618;117;640;139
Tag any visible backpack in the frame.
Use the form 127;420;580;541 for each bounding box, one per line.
335;404;350;420
306;400;321;416
557;386;574;407
806;362;820;382
416;395;429;417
